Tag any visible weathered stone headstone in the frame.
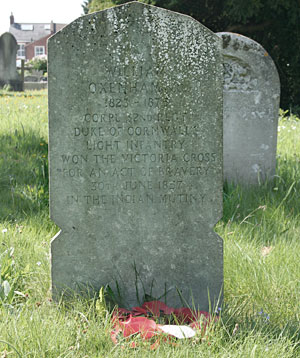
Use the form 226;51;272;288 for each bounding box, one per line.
48;1;223;310
0;32;22;91
217;32;280;185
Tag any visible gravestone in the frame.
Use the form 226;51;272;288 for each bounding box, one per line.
0;32;22;91
217;32;280;185
48;1;223;310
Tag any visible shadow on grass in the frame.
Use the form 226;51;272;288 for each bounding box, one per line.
222;157;300;226
0;130;48;221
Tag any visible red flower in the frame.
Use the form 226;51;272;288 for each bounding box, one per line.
109;300;217;347
119;316;158;340
141;300;174;316
111;307;131;325
131;306;149;316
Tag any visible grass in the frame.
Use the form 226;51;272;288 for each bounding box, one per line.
0;91;299;357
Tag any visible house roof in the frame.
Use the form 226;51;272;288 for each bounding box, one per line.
25;33;52;48
9;22;65;43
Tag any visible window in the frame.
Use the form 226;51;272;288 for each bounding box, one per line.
21;24;33;31
34;46;45;57
44;24;51;30
17;44;25;58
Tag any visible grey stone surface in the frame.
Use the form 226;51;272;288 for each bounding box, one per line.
24;71;44;82
217;32;280;185
24;75;39;82
0;32;22;90
24;82;47;90
48;1;223;310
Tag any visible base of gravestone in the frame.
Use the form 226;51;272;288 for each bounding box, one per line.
51;278;223;312
51;220;223;311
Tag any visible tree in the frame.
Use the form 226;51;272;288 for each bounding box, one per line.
86;0;223;28
82;0;93;14
221;0;300;111
87;0;120;12
27;57;47;74
82;0;300;111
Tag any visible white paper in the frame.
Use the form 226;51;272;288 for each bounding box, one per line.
159;325;196;339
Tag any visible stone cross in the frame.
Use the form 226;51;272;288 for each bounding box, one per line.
48;2;223;310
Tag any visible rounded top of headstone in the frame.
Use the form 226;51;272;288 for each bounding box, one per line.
49;0;218;43
217;32;269;57
0;32;19;83
217;31;280;92
0;32;17;44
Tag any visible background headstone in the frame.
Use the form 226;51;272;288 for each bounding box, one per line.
0;32;22;91
24;70;43;82
217;32;280;185
49;2;223;310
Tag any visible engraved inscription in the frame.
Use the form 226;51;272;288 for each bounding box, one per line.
57;64;218;207
223;56;257;91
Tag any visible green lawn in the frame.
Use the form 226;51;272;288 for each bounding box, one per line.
0;90;299;357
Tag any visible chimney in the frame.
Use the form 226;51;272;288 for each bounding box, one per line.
50;20;56;34
10;12;14;25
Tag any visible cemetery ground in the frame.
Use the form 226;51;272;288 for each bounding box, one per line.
0;90;299;357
